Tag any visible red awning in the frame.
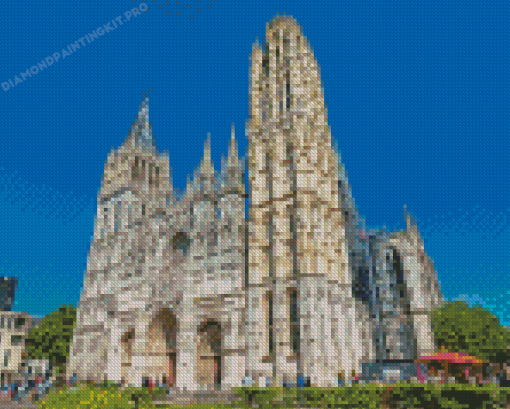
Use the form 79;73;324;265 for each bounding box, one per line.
416;352;486;364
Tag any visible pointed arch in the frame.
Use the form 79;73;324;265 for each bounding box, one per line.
148;309;178;387
197;320;222;390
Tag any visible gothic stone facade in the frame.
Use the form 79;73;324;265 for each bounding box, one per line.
67;16;443;390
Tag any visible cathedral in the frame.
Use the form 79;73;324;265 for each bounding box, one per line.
67;15;443;390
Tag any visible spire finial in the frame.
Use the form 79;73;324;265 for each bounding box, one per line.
139;95;149;124
126;96;155;149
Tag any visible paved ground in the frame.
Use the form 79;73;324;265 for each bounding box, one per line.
0;402;38;409
153;389;243;406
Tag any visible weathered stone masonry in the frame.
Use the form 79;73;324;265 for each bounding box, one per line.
67;15;443;390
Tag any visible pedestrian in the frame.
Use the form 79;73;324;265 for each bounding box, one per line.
337;372;344;387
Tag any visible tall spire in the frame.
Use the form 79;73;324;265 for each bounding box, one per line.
127;95;156;150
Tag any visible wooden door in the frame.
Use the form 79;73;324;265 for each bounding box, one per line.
168;352;176;387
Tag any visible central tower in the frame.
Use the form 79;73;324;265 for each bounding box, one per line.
246;15;359;387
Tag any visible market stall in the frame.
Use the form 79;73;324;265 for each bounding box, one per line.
415;352;487;384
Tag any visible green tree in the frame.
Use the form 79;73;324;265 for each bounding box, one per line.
432;300;510;363
24;305;77;372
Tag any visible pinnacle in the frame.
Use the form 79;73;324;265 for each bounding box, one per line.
222;123;244;192
228;123;238;164
200;133;214;175
204;132;212;163
404;205;418;233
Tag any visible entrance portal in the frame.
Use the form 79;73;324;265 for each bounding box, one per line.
121;329;135;386
197;320;222;390
148;309;178;387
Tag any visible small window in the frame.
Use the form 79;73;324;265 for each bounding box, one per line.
14;318;25;329
0;317;4;329
3;350;9;367
11;335;22;346
149;163;155;186
132;157;142;179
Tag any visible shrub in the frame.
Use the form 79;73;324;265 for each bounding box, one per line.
37;383;156;409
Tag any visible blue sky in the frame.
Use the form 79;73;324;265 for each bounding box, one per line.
0;0;508;323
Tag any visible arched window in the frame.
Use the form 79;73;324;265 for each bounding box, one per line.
114;201;121;233
132;157;141;179
149;164;160;188
263;291;274;358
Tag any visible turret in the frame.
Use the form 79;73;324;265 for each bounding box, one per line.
184;134;219;248
214;123;247;291
218;122;246;239
246;15;354;387
186;133;218;200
